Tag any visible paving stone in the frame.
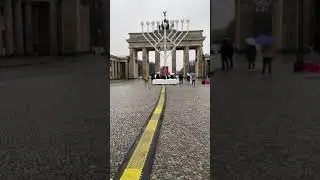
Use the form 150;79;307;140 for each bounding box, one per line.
211;55;320;179
151;84;210;180
110;82;161;178
0;57;109;179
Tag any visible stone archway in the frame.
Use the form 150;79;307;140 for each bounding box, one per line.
235;0;315;52
126;30;206;78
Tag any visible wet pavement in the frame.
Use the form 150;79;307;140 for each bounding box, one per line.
0;56;109;179
110;80;210;179
211;55;320;180
151;84;210;180
110;81;161;178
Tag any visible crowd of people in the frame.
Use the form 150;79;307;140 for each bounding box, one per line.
219;38;276;76
143;73;210;86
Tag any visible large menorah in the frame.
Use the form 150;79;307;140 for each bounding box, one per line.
140;12;190;74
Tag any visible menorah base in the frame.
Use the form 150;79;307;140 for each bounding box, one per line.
152;79;179;85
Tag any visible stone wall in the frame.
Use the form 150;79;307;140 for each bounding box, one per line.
61;0;77;53
60;0;90;54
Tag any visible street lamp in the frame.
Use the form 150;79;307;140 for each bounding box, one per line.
140;12;190;74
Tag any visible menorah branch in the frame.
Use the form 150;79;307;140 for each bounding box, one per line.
141;15;190;72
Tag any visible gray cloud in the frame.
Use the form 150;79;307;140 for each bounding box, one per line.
110;0;234;72
110;0;210;72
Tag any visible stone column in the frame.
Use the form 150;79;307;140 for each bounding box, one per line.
113;61;116;79
114;62;117;79
110;60;114;79
129;48;137;79
234;0;241;50
183;46;189;76
172;49;176;73
146;50;149;75
117;62;121;79
118;62;121;79
115;62;118;79
110;64;112;79
24;1;33;55
125;61;129;79
75;0;81;52
272;0;284;50
204;58;208;77
196;46;203;77
155;50;160;73
109;61;112;79
115;62;119;79
4;0;14;55
142;47;149;77
0;15;4;55
135;58;138;78
0;30;3;55
14;0;24;55
50;0;58;55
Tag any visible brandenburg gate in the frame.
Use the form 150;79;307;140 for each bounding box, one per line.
126;16;206;78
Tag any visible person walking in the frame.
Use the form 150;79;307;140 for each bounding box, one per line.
245;43;257;71
261;45;276;76
179;74;184;84
220;39;234;71
220;40;229;71
144;74;148;84
226;41;234;70
191;75;196;86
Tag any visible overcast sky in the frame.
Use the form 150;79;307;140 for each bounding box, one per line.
110;0;234;72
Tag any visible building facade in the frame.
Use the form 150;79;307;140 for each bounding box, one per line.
127;30;206;78
0;0;103;56
110;55;129;80
235;0;319;52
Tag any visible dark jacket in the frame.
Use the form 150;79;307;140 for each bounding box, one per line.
220;42;234;57
245;44;257;59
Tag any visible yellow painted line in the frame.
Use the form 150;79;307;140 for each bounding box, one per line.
120;86;166;180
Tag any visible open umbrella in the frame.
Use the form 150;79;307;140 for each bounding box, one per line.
245;37;257;46
255;35;274;46
190;72;196;77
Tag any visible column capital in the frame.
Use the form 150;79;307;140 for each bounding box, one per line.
129;48;138;53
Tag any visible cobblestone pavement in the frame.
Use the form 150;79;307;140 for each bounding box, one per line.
211;56;320;179
110;81;161;178
151;84;210;180
0;56;109;179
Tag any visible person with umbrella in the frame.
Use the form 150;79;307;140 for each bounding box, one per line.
190;72;196;86
255;35;276;76
245;38;257;71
